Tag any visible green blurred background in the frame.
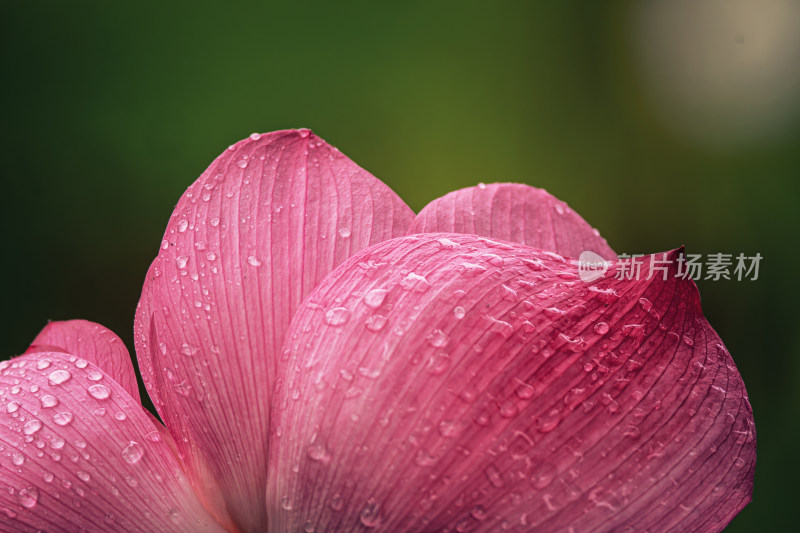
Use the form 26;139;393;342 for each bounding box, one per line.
2;1;797;530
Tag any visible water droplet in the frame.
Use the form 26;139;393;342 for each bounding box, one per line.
6;401;20;413
280;496;293;511
249;133;262;141
307;443;331;464
471;505;488;520
122;441;145;465
363;289;388;309
50;436;65;450
237;159;248;169
453;306;466;319
88;384;110;400
537;409;561;433
338;228;351;238
23;420;42;435
36;359;52;370
427;329;449;348
594;322;610;335
360;499;381;527
11;452;25;466
175;256;189;269
17;487;38;509
485;464;504;487
324;307;350;326
438;419;461;438
365;314;387;332
76;471;91;482
425;353;451;375
399;272;430;292
415;449;437;466
330;494;344;511
247;255;262;267
87;371;103;381
48;369;71;385
53;412;74;426
515;381;536;399
177;220;189;233
160;239;169;250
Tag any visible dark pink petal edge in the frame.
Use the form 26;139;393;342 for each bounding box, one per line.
408;183;616;260
267;233;754;533
0;351;226;532
134;129;414;531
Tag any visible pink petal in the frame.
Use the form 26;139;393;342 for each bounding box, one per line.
134;129;414;530
268;234;753;532
26;320;141;403
409;183;616;259
0;352;227;532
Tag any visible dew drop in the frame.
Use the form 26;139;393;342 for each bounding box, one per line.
11;452;25;466
399;272;430;292
175;256;189;269
365;315;387;332
6;401;20;413
76;471;91;482
360;499;381;528
177;220;189;233
88;384;111;400
363;289;388;309
427;329;449;348
324;307;350;326
36;359;52;370
48;369;71;385
307;443;331;464
247;255;262;267
53;412;74;426
338;228;351;238
485;464;504;488
122;441;145;465
594;322;610;335
23;420;42;435
453;306;466;319
17;487;38;509
237;159;248;169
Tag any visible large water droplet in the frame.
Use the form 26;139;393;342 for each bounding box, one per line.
88;384;111;400
122;441;145;465
360;499;381;528
427;329;449;348
399;272;430;292
48;369;71;385
23;420;42;435
177;220;189;233
17;487;38;509
324;307;350;326
36;359;52;370
175;256;189;269
307;443;331;464
363;289;388;309
6;401;20;413
53;412;74;426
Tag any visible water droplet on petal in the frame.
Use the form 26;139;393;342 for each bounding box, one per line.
247;255;262;267
177;220;189;233
453;306;466;319
6;401;20;413
363;289;388;309
23;420;42;435
427;329;449;348
324;307;350;326
307;443;331;464
17;487;38;509
53;412;74;426
122;441;145;465
48;369;71;385
338;228;351;238
175;256;189;269
365;315;387;332
594;322;610;335
40;395;58;408
76;471;91;482
88;384;110;400
36;359;52;370
360;499;381;528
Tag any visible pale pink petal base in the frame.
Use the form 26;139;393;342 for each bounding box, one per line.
267;234;753;532
134;130;413;530
0;352;225;533
26;320;141;403
409;183;616;259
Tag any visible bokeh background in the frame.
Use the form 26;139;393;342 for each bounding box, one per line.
2;1;797;530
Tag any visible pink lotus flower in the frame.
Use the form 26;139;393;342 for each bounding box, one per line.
0;130;754;532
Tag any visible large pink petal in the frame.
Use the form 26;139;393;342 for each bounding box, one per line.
409;183;616;259
134;129;414;530
26;320;141;403
0;351;226;532
267;234;754;532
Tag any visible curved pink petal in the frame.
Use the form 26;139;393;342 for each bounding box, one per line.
134;129;414;530
0;352;226;532
409;183;616;259
267;234;753;532
26;320;141;403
